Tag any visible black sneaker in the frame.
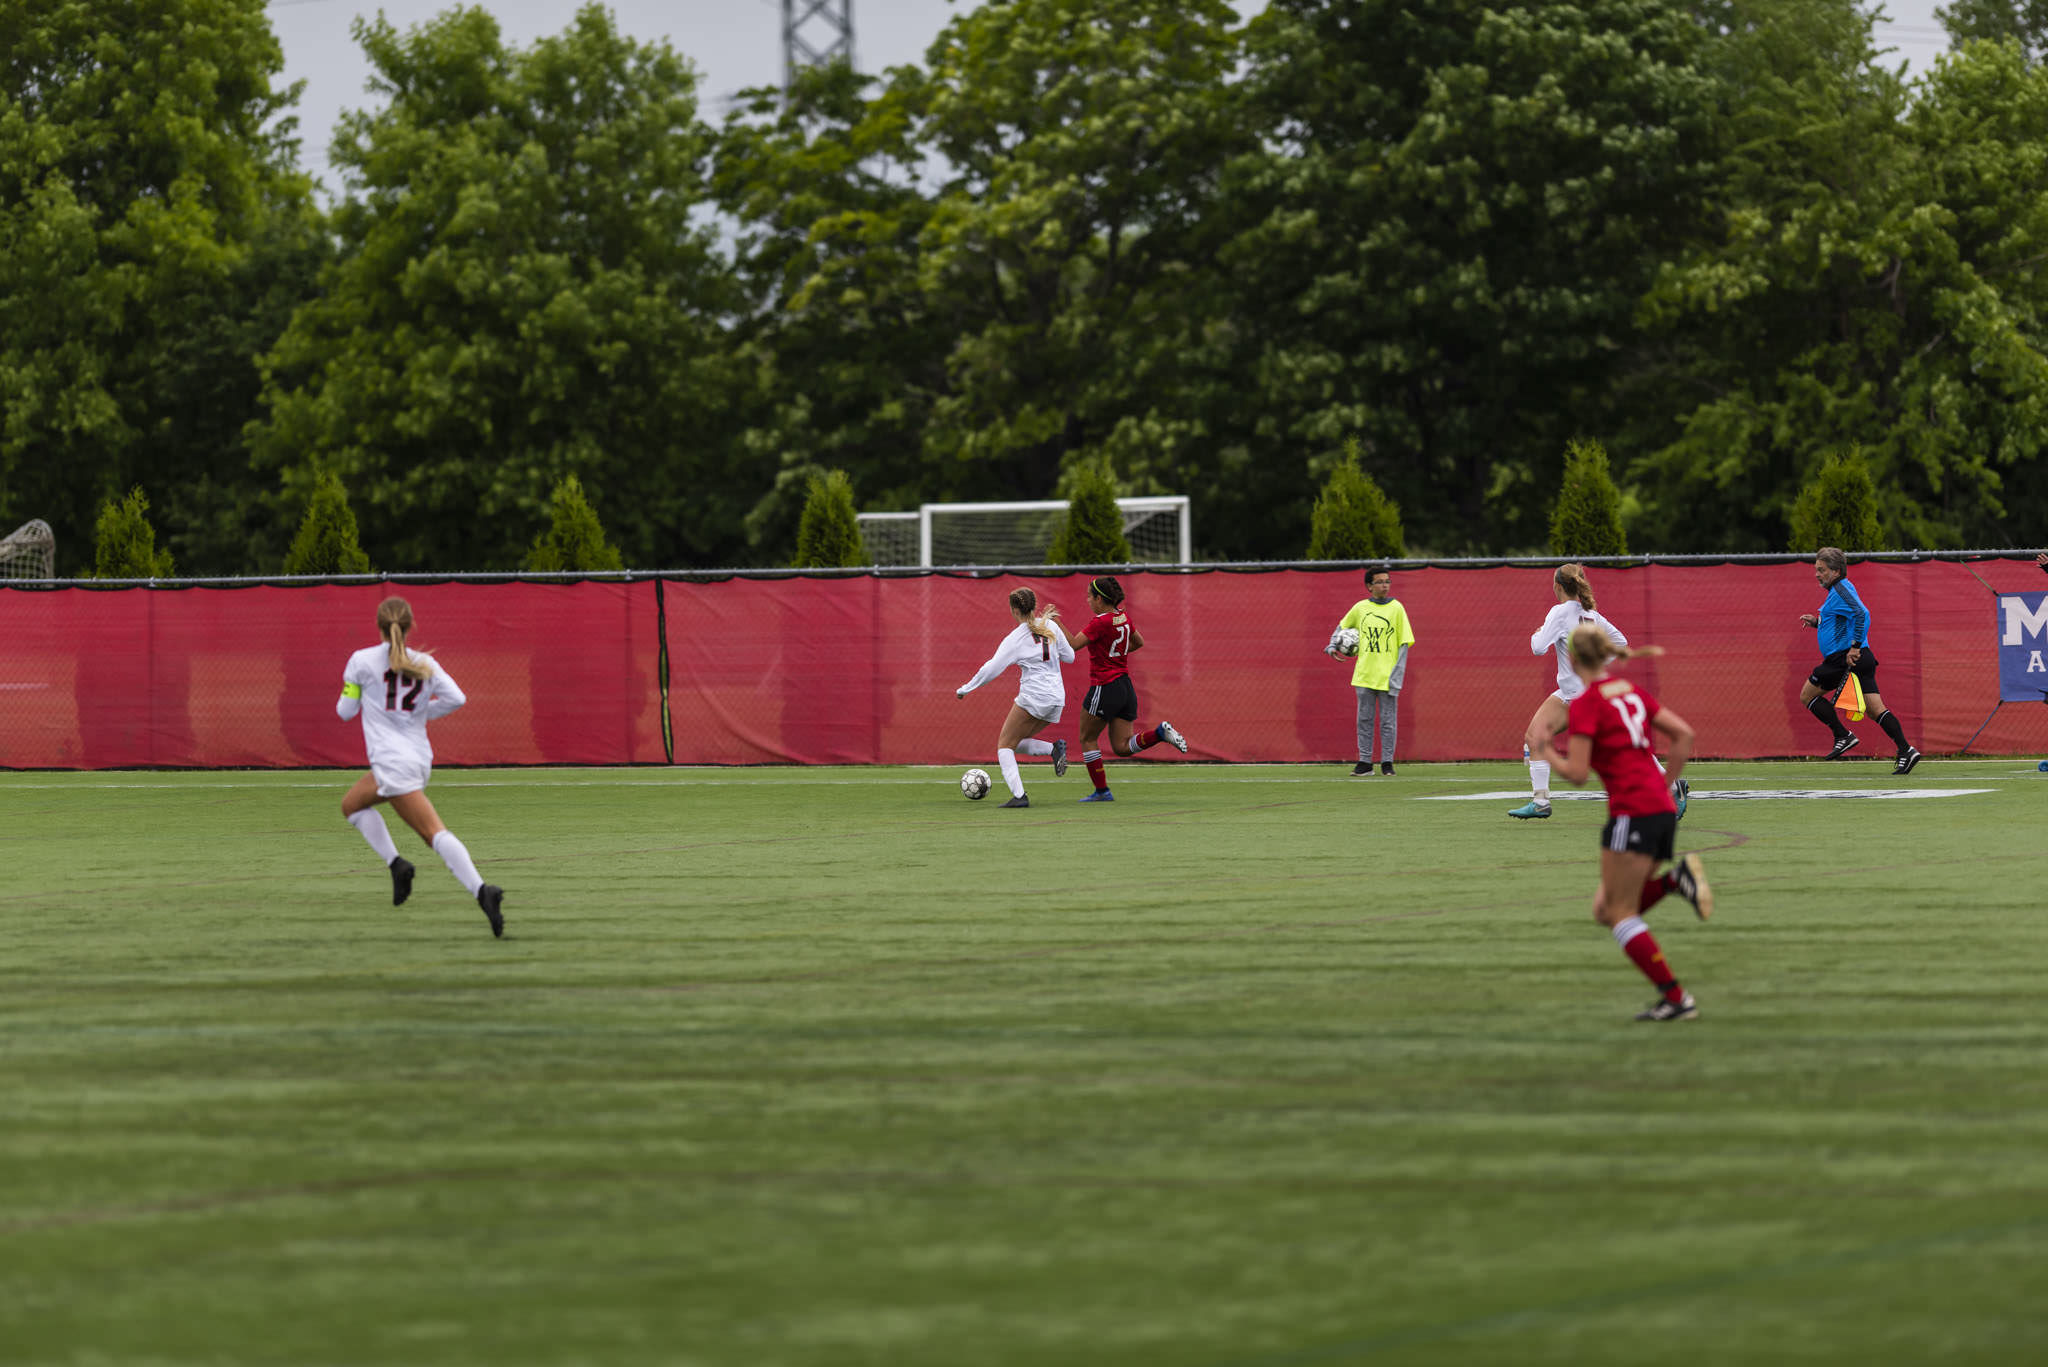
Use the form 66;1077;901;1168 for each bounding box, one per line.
1350;762;1373;777
1635;993;1698;1022
1000;794;1030;808
1052;739;1068;778
476;884;505;938
1827;733;1861;759
390;855;415;907
1380;762;1396;776
1671;852;1713;921
1893;746;1922;776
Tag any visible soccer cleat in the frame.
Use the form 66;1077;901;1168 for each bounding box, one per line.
1893;746;1922;776
476;884;505;938
1051;739;1068;778
1350;762;1373;777
1636;993;1699;1022
1671;852;1713;921
1509;801;1552;819
1079;789;1115;803
1380;762;1396;776
1000;794;1030;808
389;855;416;907
1827;733;1861;759
1673;777;1690;821
1157;720;1188;753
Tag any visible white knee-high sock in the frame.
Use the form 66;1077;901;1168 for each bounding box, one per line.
347;809;400;866
1526;744;1551;802
1017;738;1054;757
432;829;485;895
996;748;1025;798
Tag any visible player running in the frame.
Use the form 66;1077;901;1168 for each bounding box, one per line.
956;586;1075;809
1540;624;1713;1022
336;596;504;936
1514;564;1689;820
1044;575;1186;802
1797;546;1922;773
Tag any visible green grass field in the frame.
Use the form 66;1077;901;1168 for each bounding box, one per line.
4;760;2045;1365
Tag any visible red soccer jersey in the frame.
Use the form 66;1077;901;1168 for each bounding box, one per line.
1566;676;1676;818
1079;610;1137;685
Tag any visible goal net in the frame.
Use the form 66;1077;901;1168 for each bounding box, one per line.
0;519;55;579
858;497;1191;567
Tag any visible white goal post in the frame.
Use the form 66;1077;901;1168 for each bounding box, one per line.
857;497;1191;567
0;519;55;579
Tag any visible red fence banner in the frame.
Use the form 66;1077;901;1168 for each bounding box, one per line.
3;562;2044;769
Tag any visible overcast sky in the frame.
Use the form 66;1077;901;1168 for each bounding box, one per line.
265;0;1958;195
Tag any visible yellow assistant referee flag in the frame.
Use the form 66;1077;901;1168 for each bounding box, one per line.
1835;672;1866;721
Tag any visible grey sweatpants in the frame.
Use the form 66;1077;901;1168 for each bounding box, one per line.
1355;686;1399;764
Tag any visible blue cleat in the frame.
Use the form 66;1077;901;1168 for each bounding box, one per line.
1673;778;1689;821
1508;800;1551;820
1079;789;1115;803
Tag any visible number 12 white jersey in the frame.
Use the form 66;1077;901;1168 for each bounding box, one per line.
338;643;467;773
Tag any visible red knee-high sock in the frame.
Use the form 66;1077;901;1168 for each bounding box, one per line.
1613;916;1685;1004
1129;726;1158;753
1639;872;1674;913
1083;749;1107;792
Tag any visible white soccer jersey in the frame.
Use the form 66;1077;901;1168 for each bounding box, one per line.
958;621;1074;717
337;643;467;786
1530;601;1627;700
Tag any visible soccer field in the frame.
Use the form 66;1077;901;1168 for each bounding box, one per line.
3;761;2044;1365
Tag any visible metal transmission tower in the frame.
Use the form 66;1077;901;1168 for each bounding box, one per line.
782;0;854;95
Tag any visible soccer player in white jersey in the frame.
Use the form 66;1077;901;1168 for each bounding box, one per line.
956;586;1075;809
336;596;504;935
1511;565;1679;821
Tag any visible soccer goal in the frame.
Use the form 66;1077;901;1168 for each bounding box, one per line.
857;497;1191;567
0;519;55;579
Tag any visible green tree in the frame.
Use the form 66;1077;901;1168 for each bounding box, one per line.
792;469;868;569
1207;0;1721;553
1788;449;1885;552
0;0;320;574
1047;458;1132;564
1627;12;2048;550
282;470;373;575
716;0;1255;555
252;6;748;571
1548;439;1628;557
1938;0;2048;64
1305;440;1405;559
526;475;624;572
92;488;174;579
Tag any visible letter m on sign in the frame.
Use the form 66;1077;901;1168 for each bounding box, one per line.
1997;592;2048;700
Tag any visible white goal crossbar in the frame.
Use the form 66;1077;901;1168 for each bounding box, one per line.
857;497;1191;567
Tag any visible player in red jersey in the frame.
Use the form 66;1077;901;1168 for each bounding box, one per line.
1541;623;1713;1022
1044;575;1186;802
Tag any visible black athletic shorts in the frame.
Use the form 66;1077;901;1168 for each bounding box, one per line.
1600;811;1677;861
1083;675;1139;723
1807;647;1880;694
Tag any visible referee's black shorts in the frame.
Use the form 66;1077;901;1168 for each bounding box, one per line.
1807;647;1880;694
1083;675;1139;722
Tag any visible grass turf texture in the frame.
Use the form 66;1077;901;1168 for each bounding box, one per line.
2;761;2044;1366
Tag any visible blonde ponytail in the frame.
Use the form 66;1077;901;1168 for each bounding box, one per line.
376;596;434;681
1568;622;1663;673
1555;563;1596;611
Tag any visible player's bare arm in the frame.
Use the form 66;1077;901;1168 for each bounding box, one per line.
1546;733;1595;786
1651;708;1695;787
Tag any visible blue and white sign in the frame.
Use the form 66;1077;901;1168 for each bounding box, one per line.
1998;591;2048;701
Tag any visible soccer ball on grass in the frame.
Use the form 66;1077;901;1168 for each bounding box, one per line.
961;768;992;800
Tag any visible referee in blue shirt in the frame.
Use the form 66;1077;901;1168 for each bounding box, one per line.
1797;546;1922;773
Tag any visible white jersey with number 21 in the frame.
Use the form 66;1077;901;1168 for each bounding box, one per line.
1531;602;1627;701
